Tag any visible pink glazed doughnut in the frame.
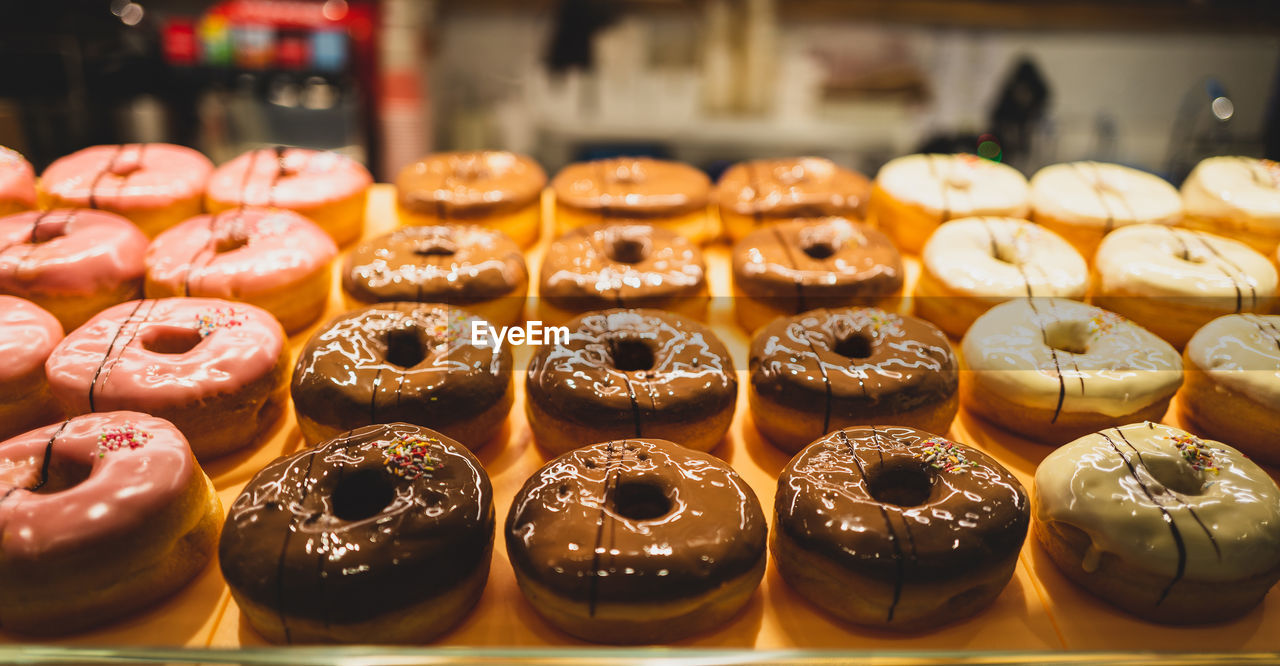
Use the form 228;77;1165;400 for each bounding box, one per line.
0;209;148;331
0;411;222;635
146;208;338;333
45;297;289;460
0;147;36;216
0;297;63;441
206;147;372;246
38;143;214;237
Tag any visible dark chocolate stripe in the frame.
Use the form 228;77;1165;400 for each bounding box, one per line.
799;324;834;434
237;149;263;210
276;446;321;644
770;225;808;315
87;144;128;210
980;218;1035;298
747;160;765;228
1026;298;1068;423
25;419;71;493
1114;428;1221;560
1246;313;1280;351
1071;162;1118;233
839;428;905;622
926;155;952;222
587;439;619;616
87;299;150;412
93;299;158;408
1189;229;1255;311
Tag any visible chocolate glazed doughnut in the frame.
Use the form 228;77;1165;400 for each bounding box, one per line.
506;438;767;643
220;423;494;643
717;157;872;241
773;426;1029;630
291;303;513;449
749;307;959;454
525;309;737;455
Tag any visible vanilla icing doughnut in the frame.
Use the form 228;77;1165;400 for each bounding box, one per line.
0;147;36;216
1034;422;1280;623
0;297;63;441
1180;314;1280;465
39;144;214;237
961;298;1182;444
145;208;338;333
552;157;714;244
1181;156;1280;256
915;217;1088;338
1094;224;1276;349
206;147;372;246
45;298;289;460
0;411;222;635
0;209;148;331
1029;161;1182;260
868;153;1029;254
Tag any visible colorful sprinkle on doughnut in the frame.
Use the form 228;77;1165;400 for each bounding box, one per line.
97;423;152;457
380;436;442;480
920;438;977;472
1087;311;1125;336
195;307;244;338
857;308;904;338
1169;433;1221;474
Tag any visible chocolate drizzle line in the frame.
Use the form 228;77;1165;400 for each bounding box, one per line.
274;445;321;644
1245;313;1280;351
587;440;620;616
838;428;905;621
87;144;130;210
87;299;153;412
606;317;645;437
1026;299;1068;423
1239;157;1280;190
0;210;55;259
802;324;834;433
771;226;808;314
1072;162;1135;233
1190;231;1254;312
926;155;952;222
979;218;1035;298
1114;428;1221;561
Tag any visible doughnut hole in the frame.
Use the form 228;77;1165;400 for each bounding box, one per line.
990;240;1020;265
1144;456;1208;496
833;333;874;359
33;458;93;495
29;220;69;244
215;232;250;254
412;240;457;257
1042;319;1092;355
611;480;673;521
608;337;656;372
332;468;396;521
798;225;842;260
867;464;934;507
142;327;203;355
604;230;651;264
384;326;427;369
802;240;837;260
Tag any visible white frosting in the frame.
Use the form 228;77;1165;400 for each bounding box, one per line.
1095;224;1276;309
875;154;1029;220
922;217;1088;299
1182;157;1280;234
1036;422;1280;582
1186;314;1280;408
1030;162;1181;230
962;298;1182;417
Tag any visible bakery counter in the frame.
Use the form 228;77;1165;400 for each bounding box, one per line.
3;185;1278;658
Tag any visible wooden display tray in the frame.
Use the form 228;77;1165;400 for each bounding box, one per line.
5;184;1278;652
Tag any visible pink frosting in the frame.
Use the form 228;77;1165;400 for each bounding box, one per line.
40;144;213;211
0;147;36;208
146;207;337;298
0;411;195;560
45;297;284;413
0;209;148;297
0;296;63;384
207;148;372;210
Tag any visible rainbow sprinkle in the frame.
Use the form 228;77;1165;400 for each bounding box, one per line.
97;424;152;457
920;437;977;472
195;307;243;338
380;436;442;480
1169;433;1220;474
859;308;903;337
1087;311;1125;336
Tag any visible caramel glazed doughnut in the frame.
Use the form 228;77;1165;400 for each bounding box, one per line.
773;426;1028;630
524;309;737;455
749;307;958;454
395;150;547;248
716;156;872;241
505;438;767;644
220;423;494;644
1035;422;1280;623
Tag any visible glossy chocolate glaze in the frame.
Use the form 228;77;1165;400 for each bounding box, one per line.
396;151;546;218
219;423;494;632
750;308;957;429
506;438;766;607
342;225;528;304
552;158;710;218
718;157;871;220
525;309;736;433
539;224;705;312
291;303;513;439
776;426;1028;619
733;218;903;311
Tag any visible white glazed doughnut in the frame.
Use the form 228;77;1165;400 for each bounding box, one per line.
960;298;1182;444
1034;422;1280;623
1181;156;1280;256
1093;224;1276;349
868;153;1029;254
915;217;1088;338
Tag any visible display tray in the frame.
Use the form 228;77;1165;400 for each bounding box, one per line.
4;185;1278;658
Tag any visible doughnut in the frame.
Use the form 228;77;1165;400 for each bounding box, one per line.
552;157;714;244
961;298;1182;444
0;411;221;635
44;297;289;460
868;153;1029;254
1181;156;1280;256
0;297;63;441
220;422;494;644
343;224;528;327
145;208;338;334
505;438;766;643
749;307;958;454
525;309;737;455
0;146;36;216
1180;314;1280;465
1029;161;1182;260
291;303;513;449
732;217;904;332
773;426;1028;630
716;157;871;241
1034;422;1280;623
915;216;1088;339
206;147;372;246
38;143;214;237
396;150;546;248
538;224;707;327
1093;224;1276;349
0;209;148;331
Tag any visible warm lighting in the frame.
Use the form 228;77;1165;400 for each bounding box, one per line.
1211;95;1234;121
322;0;349;21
